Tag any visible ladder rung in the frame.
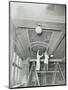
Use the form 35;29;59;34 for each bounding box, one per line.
35;70;59;73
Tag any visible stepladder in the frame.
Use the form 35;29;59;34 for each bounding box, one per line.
27;59;65;86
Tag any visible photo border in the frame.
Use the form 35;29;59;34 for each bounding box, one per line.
9;1;66;89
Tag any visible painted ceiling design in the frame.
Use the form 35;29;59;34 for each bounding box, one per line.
12;3;65;60
28;29;52;43
16;27;65;59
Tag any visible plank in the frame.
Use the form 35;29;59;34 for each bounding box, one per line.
29;59;65;62
34;70;59;73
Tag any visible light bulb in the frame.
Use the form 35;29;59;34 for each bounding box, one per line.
35;26;42;34
50;54;54;57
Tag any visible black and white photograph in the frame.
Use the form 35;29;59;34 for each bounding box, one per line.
9;1;66;88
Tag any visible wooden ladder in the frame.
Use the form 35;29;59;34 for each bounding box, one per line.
28;60;40;86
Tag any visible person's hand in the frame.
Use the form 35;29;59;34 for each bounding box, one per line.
37;50;39;53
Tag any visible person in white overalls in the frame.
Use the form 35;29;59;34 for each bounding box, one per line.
44;51;49;71
36;50;43;71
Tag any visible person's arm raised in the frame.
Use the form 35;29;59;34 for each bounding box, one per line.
40;54;43;58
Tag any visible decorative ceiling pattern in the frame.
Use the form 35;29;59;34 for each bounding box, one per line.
11;2;65;60
15;27;65;59
28;29;52;43
31;43;48;52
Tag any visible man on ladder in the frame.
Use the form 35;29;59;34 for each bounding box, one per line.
36;50;43;71
44;51;49;71
32;49;43;86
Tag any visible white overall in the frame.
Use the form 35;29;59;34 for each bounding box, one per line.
36;53;40;71
44;52;49;64
36;50;43;71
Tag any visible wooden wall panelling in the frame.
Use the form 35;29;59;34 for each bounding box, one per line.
11;52;16;86
49;30;65;55
28;29;52;43
17;34;27;58
54;36;65;58
52;31;65;54
27;29;31;58
10;22;16;87
15;36;25;59
16;28;30;59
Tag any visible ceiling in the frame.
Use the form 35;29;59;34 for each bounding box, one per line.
15;27;65;59
10;2;66;60
10;2;65;23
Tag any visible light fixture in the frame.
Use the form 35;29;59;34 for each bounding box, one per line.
50;54;54;57
35;25;42;34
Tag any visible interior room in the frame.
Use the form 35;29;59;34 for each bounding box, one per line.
9;2;66;88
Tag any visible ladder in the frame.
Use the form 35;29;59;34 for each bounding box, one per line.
27;59;65;86
28;60;40;86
